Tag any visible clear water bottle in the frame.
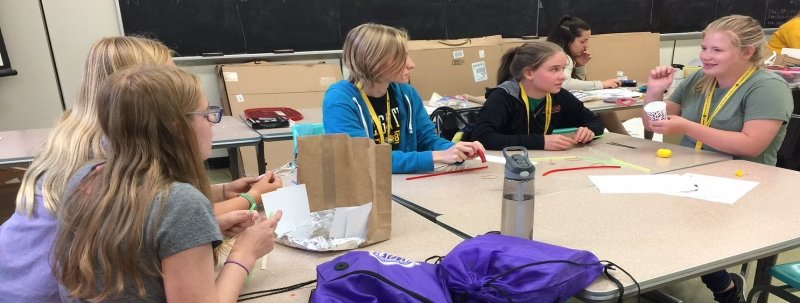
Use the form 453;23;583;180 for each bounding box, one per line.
501;146;536;239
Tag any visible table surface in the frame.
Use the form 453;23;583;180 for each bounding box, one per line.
584;98;644;113
233;202;464;302
392;133;732;218
397;159;800;301
212;116;262;147
255;108;322;141
0;128;52;166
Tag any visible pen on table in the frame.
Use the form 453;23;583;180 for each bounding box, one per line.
606;142;637;149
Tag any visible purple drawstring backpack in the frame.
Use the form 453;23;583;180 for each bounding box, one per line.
310;251;453;303
437;233;637;303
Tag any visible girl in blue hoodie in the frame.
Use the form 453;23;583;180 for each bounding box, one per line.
323;23;485;173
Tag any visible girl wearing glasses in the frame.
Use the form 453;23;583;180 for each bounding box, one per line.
323;23;485;173
56;65;282;302
0;37;279;302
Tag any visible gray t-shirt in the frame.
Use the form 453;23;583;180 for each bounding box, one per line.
61;182;223;302
670;69;793;165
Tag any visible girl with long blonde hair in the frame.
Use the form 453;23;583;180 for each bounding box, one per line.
56;64;282;302
643;15;793;303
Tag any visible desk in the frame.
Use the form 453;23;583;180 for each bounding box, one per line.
396;159;800;301
213;116;265;178
0;118;264;178
392;133;731;222
255;108;323;142
0;128;51;167
583;99;644;114
233;202;464;302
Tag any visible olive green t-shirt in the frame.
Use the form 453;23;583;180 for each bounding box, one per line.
670;69;793;165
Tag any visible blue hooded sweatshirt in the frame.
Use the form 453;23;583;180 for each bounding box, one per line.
322;80;454;173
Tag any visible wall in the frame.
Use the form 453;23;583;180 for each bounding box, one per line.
0;1;62;131
1;1;756;132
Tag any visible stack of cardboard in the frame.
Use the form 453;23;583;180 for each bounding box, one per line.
217;61;342;175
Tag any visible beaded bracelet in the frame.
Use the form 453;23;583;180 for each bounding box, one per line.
238;193;257;210
224;259;250;275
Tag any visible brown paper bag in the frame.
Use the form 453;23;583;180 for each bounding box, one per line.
297;134;392;246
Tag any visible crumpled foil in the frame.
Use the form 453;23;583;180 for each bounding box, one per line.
275;209;365;251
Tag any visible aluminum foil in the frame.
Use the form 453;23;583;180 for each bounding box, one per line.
275;209;365;251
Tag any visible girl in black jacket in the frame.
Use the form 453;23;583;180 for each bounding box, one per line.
471;40;604;150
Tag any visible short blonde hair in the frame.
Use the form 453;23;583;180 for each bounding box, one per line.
695;15;765;91
343;23;409;86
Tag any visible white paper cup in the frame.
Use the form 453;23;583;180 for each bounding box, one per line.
644;101;668;121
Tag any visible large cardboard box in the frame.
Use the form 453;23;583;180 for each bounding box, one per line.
584;32;660;122
407;35;503;99
499;37;542;55
217;61;342;175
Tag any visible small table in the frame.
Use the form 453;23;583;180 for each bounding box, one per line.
213;116;266;178
254;108;323;142
0;128;52;167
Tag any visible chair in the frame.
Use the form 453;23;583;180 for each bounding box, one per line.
747;261;800;302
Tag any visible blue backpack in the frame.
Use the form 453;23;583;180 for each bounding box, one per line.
311;251;452;303
437;233;636;303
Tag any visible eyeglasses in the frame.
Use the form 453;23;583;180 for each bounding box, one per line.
187;106;223;123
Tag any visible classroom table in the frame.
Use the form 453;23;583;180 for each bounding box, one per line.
0;118;264;178
396;159;800;302
229;202;464;303
0;128;51;167
254;108;323;142
583;98;644;113
392;132;731;222
213;116;266;178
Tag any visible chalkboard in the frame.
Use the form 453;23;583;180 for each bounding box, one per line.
117;0;799;57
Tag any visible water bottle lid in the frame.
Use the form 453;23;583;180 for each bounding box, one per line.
502;146;535;180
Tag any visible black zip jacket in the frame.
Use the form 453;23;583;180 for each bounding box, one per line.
471;80;604;150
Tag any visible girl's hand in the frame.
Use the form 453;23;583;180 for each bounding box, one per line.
572;127;595;144
575;51;592;66
433;141;484;164
544;135;577;151
649;115;689;135
217;210;258;238
246;171;283;204
228;211;283;262
223;176;260;200
647;66;676;94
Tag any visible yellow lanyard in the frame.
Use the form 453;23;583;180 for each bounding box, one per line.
357;82;393;144
520;83;552;135
695;66;757;150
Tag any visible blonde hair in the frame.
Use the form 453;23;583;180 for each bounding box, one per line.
497;40;563;84
695;15;765;92
15;36;172;215
343;23;409;87
55;65;210;301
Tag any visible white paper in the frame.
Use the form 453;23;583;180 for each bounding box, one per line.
261;184;312;235
484;154;506;164
472;61;488;82
666;173;759;204
589;174;758;204
781;48;800;59
330;202;373;239
589;174;696;194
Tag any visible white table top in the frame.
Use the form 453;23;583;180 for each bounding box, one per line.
392;133;732;217
231;202;463;302
0;128;52;166
211;116;262;147
396;159;800;301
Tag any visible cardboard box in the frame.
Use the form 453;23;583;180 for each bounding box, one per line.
217;61;343;175
584;32;660;85
499;37;542;55
407;35;503;99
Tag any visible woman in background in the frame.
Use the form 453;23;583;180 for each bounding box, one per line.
644;15;792;303
323;23;484;173
547;15;630;135
768;10;800;53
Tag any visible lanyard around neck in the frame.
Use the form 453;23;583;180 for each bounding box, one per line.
695;65;757;150
357;82;393;144
520;83;552;135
